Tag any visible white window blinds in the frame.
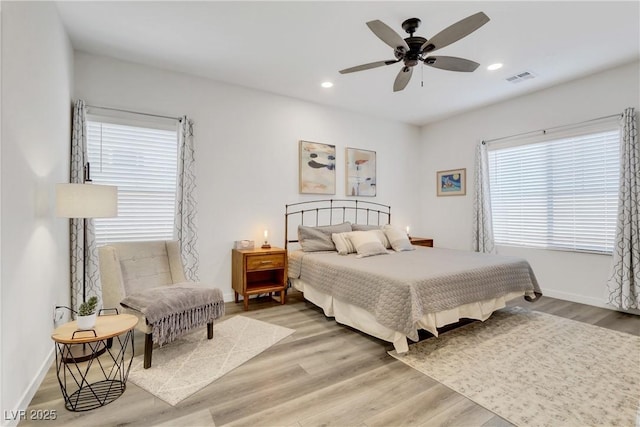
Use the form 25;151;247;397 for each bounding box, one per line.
87;119;178;245
487;128;620;254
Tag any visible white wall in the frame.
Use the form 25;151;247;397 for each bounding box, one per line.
419;61;640;308
73;52;421;301
1;2;73;423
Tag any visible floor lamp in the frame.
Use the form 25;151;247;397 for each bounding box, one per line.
56;182;118;303
56;182;117;359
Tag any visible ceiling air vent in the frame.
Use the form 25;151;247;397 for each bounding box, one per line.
505;71;536;84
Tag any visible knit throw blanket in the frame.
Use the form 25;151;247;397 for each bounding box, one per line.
120;283;225;346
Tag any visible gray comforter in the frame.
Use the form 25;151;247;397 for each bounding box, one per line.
288;247;541;341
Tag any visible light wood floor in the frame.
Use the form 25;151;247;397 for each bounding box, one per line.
21;291;639;427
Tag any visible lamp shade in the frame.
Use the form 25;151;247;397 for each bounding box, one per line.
56;183;118;218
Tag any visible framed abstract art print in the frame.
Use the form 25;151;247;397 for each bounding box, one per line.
345;148;376;197
299;140;336;194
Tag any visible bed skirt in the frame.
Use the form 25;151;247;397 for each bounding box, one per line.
291;278;530;353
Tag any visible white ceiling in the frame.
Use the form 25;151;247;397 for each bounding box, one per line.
55;1;640;126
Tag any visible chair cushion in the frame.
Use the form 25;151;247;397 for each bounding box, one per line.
111;241;174;293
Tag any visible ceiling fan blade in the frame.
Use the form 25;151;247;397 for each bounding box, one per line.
393;67;413;92
424;56;480;72
421;12;490;53
366;20;410;51
339;59;398;74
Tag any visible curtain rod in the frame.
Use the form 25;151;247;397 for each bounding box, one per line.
481;112;622;145
86;104;182;122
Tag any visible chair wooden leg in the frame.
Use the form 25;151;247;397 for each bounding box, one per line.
207;322;214;339
143;333;153;369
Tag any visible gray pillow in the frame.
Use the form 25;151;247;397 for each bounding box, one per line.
351;224;382;231
298;222;352;252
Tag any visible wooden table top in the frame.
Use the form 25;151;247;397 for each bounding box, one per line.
51;314;138;344
233;246;285;254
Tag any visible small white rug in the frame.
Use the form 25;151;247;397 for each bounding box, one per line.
128;315;294;406
389;307;640;427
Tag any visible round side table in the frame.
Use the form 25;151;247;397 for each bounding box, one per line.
51;313;138;411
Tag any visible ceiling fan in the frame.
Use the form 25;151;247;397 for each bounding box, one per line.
339;12;490;92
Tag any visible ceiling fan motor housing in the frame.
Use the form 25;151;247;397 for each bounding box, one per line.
396;18;429;67
403;36;427;67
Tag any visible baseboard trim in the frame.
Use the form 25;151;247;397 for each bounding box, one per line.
2;347;54;427
542;289;640;315
223;291;234;303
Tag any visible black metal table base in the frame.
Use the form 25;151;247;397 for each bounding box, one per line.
55;329;134;411
64;380;125;411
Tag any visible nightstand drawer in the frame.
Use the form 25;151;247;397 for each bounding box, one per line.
246;253;285;271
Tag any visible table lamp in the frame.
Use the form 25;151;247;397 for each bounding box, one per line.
262;229;271;249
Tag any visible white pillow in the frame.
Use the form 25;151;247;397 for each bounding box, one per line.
332;232;356;255
332;230;390;255
383;225;415;252
369;229;391;249
348;231;389;258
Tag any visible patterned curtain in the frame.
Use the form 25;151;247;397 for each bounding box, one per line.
175;116;200;280
472;141;495;253
70;99;102;313
607;107;640;310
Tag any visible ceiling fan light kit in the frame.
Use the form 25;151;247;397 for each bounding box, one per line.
339;12;490;92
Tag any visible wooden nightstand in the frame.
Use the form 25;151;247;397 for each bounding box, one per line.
410;237;434;247
232;247;287;311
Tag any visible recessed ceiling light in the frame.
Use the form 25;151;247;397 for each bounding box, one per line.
487;63;503;71
321;81;334;88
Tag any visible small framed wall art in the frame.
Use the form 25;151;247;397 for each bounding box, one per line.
437;168;466;196
299;140;336;194
346;148;376;197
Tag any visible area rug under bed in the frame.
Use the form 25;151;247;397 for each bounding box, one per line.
128;315;294;405
389;306;639;427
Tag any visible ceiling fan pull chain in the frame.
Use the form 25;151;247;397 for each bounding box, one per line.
421;64;424;87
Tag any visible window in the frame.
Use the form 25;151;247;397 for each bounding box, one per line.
488;126;620;254
87;117;178;245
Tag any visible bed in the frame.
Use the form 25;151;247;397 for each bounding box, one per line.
285;200;542;353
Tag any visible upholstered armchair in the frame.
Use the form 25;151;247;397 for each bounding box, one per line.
99;241;224;368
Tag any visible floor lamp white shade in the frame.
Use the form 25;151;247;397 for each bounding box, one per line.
56;183;118;218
